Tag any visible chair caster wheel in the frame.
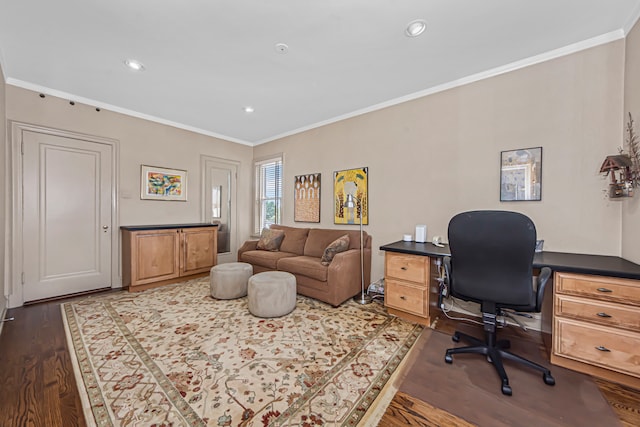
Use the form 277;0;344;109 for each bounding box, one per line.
501;384;512;396
452;334;460;343
445;354;453;364
543;373;555;386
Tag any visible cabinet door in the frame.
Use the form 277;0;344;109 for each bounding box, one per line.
132;229;180;285
181;227;217;276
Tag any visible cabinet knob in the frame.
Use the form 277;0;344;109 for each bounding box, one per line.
401;267;408;271
595;346;611;352
596;287;612;293
400;295;407;300
596;312;612;318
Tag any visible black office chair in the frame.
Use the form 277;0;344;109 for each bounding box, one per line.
442;210;555;396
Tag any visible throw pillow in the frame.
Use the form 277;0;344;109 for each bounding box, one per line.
320;234;350;266
256;227;285;251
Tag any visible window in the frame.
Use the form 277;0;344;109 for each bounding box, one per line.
254;155;283;234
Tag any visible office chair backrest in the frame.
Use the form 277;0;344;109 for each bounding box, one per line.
447;210;536;308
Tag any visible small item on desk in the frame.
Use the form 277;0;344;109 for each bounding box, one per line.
415;224;427;243
432;236;445;247
403;234;413;242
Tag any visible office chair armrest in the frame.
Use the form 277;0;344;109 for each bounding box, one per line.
443;256;451;285
535;266;552;312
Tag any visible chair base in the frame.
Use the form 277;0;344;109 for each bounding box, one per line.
444;330;555;396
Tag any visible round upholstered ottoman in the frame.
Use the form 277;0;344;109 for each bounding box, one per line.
210;262;253;299
247;271;297;318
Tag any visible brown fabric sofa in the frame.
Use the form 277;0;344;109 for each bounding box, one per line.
238;225;372;307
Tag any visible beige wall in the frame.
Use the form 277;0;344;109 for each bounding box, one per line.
0;61;6;313
255;40;626;283
623;20;640;264
4;86;254;297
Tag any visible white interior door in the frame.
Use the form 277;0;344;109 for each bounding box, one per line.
202;157;238;264
22;130;113;302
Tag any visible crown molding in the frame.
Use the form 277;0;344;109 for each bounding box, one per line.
623;3;640;35
256;30;625;145
5;78;254;146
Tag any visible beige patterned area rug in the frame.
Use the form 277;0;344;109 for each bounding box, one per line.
61;277;422;426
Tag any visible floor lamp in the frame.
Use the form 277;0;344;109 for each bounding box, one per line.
345;194;371;304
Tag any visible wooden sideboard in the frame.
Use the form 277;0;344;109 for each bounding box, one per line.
121;224;218;292
380;240;640;389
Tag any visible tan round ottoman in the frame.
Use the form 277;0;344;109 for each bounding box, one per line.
247;271;297;317
210;262;253;299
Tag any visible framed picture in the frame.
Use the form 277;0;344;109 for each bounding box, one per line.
294;173;321;222
334;167;368;225
140;165;187;201
500;147;542;201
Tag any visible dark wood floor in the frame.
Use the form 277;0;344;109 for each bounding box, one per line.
1;295;638;427
379;317;640;427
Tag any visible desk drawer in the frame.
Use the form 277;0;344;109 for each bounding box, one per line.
555;295;640;331
385;279;427;316
554;317;640;378
555;272;640;306
385;252;428;284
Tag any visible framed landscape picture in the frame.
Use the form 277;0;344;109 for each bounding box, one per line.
140;165;187;201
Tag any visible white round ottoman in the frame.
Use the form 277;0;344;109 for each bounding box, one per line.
210;262;253;299
247;271;297;318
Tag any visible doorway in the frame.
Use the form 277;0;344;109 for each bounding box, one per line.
11;123;118;305
201;156;238;264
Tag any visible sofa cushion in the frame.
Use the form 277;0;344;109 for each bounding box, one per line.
271;225;309;255
240;250;296;270
320;235;350;265
277;256;328;282
256;227;285;251
304;229;362;258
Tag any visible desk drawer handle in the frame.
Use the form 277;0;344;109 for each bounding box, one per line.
595;346;611;352
400;296;407;300
401;267;408;270
596;312;612;318
596;287;613;293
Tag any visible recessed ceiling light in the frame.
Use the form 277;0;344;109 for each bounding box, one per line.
243;106;255;113
124;59;145;71
405;19;426;37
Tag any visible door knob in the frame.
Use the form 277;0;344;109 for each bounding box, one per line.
102;225;109;232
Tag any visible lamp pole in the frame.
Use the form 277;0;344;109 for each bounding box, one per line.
345;194;371;304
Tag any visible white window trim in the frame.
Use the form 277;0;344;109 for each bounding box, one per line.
253;154;284;235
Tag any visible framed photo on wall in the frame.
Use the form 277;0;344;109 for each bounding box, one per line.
500;147;542;201
334;167;368;225
140;165;187;201
294;173;321;222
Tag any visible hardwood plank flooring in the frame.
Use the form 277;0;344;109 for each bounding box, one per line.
0;294;638;426
0;302;85;427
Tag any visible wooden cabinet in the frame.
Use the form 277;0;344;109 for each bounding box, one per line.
122;225;217;291
384;251;438;326
551;272;640;389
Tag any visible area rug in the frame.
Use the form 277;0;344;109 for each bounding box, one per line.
396;327;622;427
61;277;423;426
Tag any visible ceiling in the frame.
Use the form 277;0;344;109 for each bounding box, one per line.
1;1;639;146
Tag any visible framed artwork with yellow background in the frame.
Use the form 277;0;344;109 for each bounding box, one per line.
334;167;368;225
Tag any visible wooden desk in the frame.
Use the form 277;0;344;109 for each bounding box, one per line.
380;241;640;389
